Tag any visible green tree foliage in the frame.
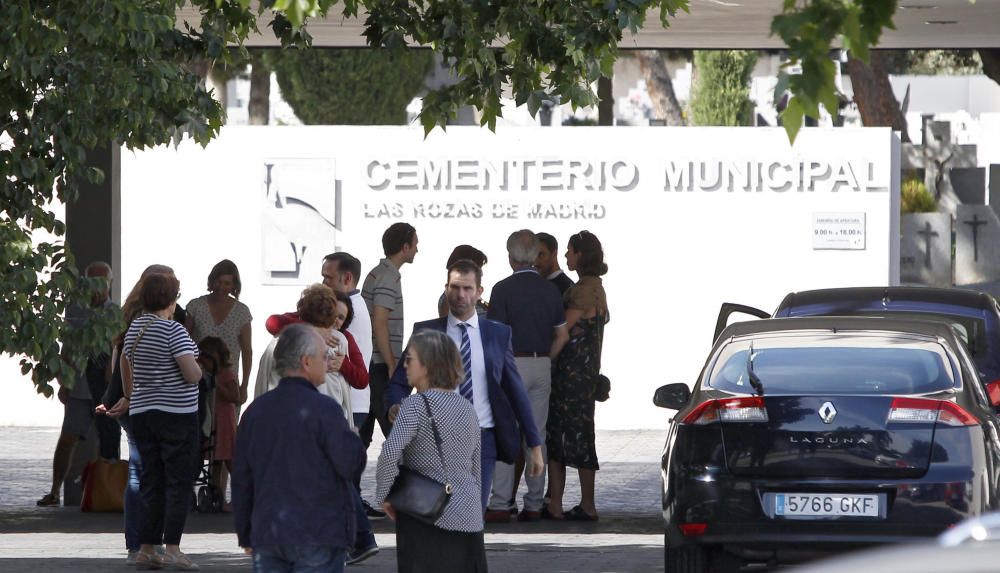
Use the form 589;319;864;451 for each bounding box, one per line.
901;176;937;214
690;51;759;126
883;50;983;75
267;49;433;125
0;1;291;395
272;0;896;141
771;0;898;142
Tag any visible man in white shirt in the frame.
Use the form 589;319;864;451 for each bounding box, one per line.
321;252;384;528
322;252;374;428
386;260;543;510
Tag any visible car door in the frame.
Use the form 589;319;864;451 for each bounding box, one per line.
713;302;770;343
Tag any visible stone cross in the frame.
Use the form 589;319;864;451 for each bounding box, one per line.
900;213;952;287
902;119;979;214
916;221;939;269
964;214;988;263
955;205;1000;285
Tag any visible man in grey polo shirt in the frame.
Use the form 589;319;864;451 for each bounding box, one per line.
360;222;418;445
484;230;569;522
37;261;118;507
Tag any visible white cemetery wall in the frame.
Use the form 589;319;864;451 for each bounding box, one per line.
0;127;900;430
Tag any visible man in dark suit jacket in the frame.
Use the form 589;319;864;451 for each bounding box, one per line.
387;259;543;510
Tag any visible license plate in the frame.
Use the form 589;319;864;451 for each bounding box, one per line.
774;493;880;517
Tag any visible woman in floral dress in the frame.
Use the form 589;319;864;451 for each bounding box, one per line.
545;231;609;522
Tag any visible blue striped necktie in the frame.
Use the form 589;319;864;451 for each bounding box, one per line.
457;322;474;404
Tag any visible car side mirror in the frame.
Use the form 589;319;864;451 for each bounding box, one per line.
653;383;692;410
986;380;1000;407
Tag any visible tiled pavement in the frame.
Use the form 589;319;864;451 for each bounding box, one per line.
0;427;668;572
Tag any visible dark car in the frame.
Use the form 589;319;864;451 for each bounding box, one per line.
714;287;1000;399
654;316;1000;572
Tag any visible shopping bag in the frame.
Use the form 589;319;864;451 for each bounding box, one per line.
80;458;128;512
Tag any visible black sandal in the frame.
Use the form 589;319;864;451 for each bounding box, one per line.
565;505;598;522
541;505;565;521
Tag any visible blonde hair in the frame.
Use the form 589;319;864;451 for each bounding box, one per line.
297;284;338;328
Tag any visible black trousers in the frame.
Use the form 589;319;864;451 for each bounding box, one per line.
95;414;122;459
359;363;393;447
131;410;199;546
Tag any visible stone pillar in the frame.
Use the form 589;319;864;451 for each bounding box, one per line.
62;143;120;505
65;144;121;301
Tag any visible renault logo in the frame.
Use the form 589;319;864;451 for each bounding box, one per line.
818;402;837;424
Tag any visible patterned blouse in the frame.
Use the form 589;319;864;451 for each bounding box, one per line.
186;295;252;375
375;389;483;532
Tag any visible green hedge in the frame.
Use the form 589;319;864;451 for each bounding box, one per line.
690;51;759;126
267;48;433;125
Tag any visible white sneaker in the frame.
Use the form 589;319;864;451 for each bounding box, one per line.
126;551;139;566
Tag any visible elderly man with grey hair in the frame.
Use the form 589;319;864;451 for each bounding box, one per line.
233;323;366;573
38;260;118;508
484;230;569;522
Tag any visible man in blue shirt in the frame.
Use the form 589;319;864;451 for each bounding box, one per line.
233;323;366;573
484;230;569;522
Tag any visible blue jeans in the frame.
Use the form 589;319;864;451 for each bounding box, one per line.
351;488;375;551
119;416;146;551
480;429;497;511
351;413;369;491
252;546;346;573
131;410;200;546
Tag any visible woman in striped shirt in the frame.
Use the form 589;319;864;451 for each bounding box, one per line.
122;274;203;571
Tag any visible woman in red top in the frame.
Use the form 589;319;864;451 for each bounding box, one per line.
332;290;369;395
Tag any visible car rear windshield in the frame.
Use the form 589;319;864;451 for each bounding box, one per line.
708;332;959;395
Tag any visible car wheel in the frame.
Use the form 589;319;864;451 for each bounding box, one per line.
665;542;708;573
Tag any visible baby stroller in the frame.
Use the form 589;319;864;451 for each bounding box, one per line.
194;369;223;513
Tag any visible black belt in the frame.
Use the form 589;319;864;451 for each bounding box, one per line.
514;351;546;358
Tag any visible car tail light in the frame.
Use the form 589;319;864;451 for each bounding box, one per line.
679;523;708;537
682;396;768;425
986;380;1000;407
887;397;977;427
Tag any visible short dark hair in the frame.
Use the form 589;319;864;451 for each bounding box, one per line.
333;290;354;331
140;274;180;312
568;231;608;277
407;330;464;390
382;222;417;256
323;252;362;284
208;259;242;298
536;232;558;254
447;259;482;286
446;245;488;269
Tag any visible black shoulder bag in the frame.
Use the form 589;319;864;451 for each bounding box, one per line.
386;393;453;524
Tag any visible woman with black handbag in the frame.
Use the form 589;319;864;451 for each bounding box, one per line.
375;330;487;573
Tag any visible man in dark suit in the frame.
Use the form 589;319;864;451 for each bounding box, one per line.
387;259;543;510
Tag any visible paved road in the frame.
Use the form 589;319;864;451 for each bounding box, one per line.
0;427;667;572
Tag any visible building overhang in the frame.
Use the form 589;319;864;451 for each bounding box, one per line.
179;1;1000;50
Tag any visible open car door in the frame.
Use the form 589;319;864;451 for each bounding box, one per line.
713;302;771;342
